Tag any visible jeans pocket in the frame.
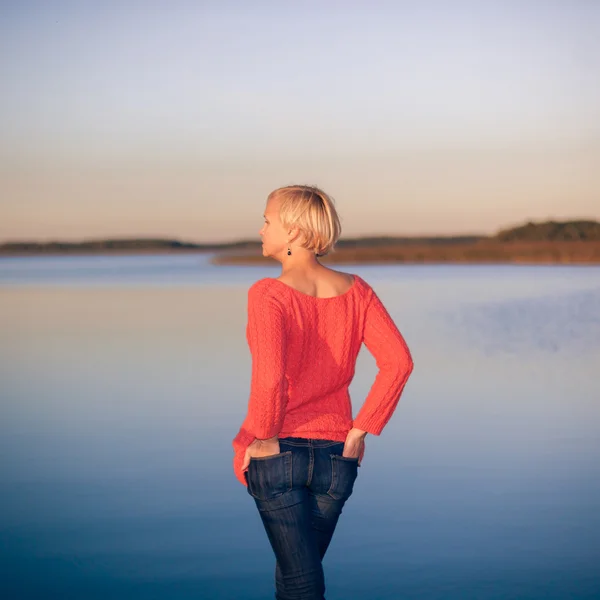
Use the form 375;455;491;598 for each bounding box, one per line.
326;454;359;501
246;451;293;501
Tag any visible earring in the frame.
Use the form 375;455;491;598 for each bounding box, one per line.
287;246;292;256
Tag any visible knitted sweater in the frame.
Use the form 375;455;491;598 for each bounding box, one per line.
232;273;414;486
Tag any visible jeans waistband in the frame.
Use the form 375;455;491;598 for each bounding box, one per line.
279;436;344;448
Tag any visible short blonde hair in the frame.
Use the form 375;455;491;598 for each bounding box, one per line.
268;185;342;256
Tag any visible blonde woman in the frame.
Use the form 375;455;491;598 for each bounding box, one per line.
232;185;414;600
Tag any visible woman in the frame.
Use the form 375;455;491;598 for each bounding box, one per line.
232;185;414;600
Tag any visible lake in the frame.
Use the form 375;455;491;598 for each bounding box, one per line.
1;255;599;599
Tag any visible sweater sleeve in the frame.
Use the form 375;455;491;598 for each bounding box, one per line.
352;287;414;436
244;281;288;440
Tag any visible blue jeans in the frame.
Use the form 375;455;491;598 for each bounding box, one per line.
244;436;360;600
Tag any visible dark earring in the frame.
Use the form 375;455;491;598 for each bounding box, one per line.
287;246;292;256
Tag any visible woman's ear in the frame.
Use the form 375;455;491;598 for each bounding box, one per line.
288;227;302;244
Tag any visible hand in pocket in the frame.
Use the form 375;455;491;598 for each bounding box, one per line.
242;438;281;471
343;429;365;461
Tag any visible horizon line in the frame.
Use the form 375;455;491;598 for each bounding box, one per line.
2;217;599;247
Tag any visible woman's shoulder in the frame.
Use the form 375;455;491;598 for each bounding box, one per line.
350;273;374;300
247;277;280;300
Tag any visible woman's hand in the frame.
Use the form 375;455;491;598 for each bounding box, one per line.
343;428;367;461
242;437;280;471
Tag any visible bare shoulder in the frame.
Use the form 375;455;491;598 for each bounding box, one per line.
325;268;356;286
317;268;359;296
330;269;368;290
276;268;358;297
276;269;353;286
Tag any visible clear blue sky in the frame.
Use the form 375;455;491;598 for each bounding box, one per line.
1;0;599;242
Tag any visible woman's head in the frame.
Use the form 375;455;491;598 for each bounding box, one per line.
259;185;342;262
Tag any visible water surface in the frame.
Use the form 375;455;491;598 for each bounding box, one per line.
1;256;599;599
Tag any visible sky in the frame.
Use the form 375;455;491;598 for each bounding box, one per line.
1;0;599;243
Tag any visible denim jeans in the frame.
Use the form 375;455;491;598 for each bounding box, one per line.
244;436;360;600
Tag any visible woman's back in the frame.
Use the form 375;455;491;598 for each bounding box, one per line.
233;271;413;486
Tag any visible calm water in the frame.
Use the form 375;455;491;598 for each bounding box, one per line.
1;255;599;599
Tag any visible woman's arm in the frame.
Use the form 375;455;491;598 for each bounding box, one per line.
352;288;414;435
244;281;288;441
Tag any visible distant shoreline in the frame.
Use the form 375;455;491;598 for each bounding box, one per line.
1;241;599;264
210;241;600;265
1;220;599;264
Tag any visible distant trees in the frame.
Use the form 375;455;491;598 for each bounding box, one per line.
495;220;600;242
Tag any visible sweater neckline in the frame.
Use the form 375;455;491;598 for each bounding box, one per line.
267;274;358;300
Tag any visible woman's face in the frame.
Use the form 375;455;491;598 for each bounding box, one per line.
259;196;287;259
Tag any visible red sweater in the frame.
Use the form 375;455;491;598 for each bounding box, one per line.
232;274;414;486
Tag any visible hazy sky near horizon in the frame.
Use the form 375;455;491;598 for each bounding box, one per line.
1;0;599;243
